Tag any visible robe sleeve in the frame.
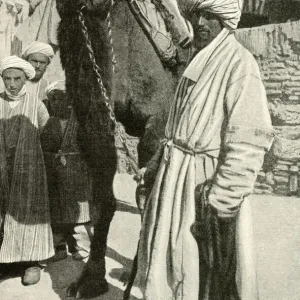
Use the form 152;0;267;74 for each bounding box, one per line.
37;100;49;129
208;73;274;218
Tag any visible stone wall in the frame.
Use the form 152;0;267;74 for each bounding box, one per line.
236;20;300;195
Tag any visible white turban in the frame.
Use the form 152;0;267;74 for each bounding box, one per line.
45;80;66;98
178;0;243;30
5;0;14;5
22;42;55;61
0;55;36;79
15;0;26;5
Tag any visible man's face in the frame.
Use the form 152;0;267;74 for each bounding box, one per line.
15;3;23;13
190;11;223;52
27;52;49;81
3;68;27;96
6;3;14;12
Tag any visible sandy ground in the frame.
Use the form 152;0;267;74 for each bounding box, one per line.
1;174;300;300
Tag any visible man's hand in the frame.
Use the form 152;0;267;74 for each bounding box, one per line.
191;180;212;240
133;167;146;184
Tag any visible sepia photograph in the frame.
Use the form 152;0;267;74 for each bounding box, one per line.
0;0;300;299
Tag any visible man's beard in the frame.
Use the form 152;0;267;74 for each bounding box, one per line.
193;31;212;51
33;71;44;81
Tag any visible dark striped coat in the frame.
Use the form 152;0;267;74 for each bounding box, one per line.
41;110;92;224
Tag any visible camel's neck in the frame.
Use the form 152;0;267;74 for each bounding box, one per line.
56;0;112;20
57;0;113;129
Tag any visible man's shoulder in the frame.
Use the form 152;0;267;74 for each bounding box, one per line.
236;42;257;63
26;78;49;86
229;36;262;79
228;34;257;64
40;78;50;90
40;78;49;84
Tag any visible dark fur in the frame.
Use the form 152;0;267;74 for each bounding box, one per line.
111;1;180;166
56;0;183;297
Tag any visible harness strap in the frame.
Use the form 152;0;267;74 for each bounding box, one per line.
126;0;179;68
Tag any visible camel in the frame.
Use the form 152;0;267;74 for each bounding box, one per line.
56;0;191;297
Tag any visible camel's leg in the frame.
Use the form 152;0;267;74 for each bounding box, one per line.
68;160;116;299
68;122;117;298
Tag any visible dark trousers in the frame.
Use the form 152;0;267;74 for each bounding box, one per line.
52;222;93;255
198;218;240;300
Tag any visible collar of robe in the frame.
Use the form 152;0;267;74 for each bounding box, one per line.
5;85;27;101
183;27;231;82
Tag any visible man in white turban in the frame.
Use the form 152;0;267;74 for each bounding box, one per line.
179;0;243;30
0;0;16;60
5;0;14;12
129;1;274;299
0;55;53;286
10;0;28;59
22;41;55;102
15;0;29;25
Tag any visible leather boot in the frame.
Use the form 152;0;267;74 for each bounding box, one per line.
22;263;41;286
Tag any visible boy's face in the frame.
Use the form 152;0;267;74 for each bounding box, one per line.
3;68;27;96
48;90;70;117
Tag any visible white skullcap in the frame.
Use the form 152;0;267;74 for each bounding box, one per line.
0;55;36;79
15;0;26;5
45;80;66;98
178;0;242;30
5;0;14;5
22;41;55;61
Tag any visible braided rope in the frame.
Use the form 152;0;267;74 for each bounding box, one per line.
151;0;174;32
78;7;139;173
106;11;117;72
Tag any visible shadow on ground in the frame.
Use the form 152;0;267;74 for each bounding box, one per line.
107;246;133;285
0;263;27;284
43;247;138;300
44;255;85;299
116;200;140;215
104;283;139;300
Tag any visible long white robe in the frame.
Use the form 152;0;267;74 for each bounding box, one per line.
132;28;274;300
15;0;65;83
0;10;16;92
15;0;60;47
0;10;16;59
0;91;54;262
26;78;49;102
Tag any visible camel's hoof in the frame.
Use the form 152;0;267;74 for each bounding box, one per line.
67;277;109;299
120;270;131;285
